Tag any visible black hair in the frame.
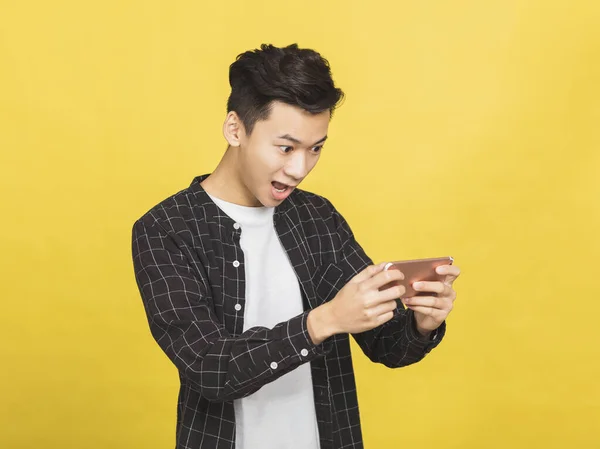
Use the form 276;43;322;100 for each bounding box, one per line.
226;43;344;135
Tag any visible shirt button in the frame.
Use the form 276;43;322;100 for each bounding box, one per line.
233;223;240;230
270;362;278;370
234;304;242;311
233;260;240;268
300;349;309;357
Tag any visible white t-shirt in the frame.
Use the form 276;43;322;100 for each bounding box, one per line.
208;193;321;449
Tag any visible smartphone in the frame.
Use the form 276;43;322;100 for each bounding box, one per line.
381;256;454;298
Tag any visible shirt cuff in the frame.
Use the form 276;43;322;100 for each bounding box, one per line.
405;309;446;354
280;311;334;365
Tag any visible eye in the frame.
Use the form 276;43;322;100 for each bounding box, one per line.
311;145;323;154
279;146;293;154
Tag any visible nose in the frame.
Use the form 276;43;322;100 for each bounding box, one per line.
284;151;309;181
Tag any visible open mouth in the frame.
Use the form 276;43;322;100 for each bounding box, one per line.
270;181;297;201
271;181;291;192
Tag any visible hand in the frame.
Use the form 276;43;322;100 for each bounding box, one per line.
307;263;406;344
402;264;461;336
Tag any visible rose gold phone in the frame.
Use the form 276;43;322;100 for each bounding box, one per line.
381;256;454;298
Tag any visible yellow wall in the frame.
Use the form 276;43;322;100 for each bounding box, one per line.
1;1;599;448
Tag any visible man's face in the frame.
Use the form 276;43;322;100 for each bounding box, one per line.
237;101;330;207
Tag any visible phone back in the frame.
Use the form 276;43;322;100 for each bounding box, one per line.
383;256;453;298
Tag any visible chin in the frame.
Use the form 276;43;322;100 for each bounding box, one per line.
250;190;273;208
259;197;279;208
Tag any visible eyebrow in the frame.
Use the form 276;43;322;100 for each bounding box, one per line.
277;134;328;146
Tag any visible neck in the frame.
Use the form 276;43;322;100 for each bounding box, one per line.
201;146;261;207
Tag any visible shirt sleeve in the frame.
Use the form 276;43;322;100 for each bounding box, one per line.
323;198;445;368
131;217;333;402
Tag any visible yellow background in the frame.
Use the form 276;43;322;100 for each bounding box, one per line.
1;0;599;448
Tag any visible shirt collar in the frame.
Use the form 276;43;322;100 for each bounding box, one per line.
189;174;294;222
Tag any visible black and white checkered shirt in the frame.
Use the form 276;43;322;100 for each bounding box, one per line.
131;174;445;449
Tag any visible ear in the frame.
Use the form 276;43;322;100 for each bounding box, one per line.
223;111;245;147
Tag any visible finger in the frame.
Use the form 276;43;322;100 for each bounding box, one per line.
351;263;387;284
377;310;396;325
403;295;447;309
375;283;406;303
369;299;400;319
435;264;461;284
363;267;405;291
413;281;446;295
405;305;447;319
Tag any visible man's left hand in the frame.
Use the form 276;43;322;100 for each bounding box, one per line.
402;264;461;337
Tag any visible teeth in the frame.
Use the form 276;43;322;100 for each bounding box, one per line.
273;182;288;193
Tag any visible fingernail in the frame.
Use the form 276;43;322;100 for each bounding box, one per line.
383;262;393;271
414;282;423;289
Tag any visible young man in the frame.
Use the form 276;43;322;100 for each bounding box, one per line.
132;43;460;449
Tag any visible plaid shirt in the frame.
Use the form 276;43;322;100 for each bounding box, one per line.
131;174;445;449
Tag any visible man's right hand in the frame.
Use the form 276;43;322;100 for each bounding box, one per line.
307;263;406;345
